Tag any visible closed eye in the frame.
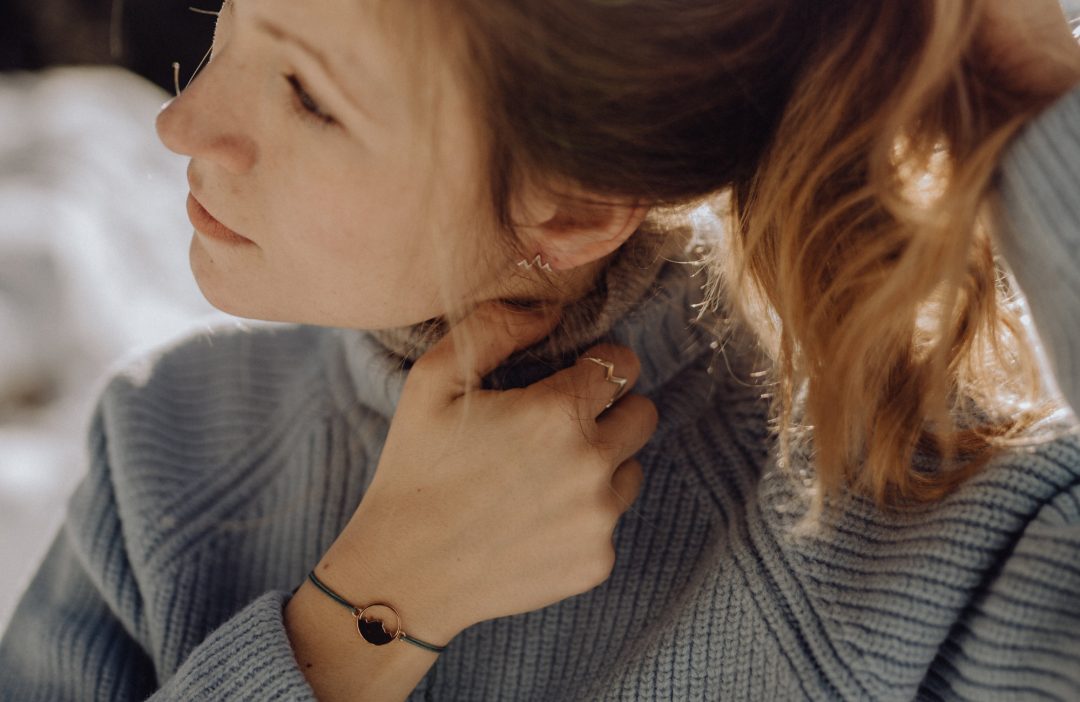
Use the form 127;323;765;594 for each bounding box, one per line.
286;74;336;127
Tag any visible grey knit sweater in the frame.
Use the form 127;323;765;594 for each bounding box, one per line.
2;88;1080;701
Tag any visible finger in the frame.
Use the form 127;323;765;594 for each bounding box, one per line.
537;344;642;421
609;458;644;513
592;394;659;470
410;299;562;402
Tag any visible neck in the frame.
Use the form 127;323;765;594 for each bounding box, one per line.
368;224;696;365
333;224;715;419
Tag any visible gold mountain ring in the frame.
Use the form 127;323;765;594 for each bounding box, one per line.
582;356;629;410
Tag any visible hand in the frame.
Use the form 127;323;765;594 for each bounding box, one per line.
977;0;1080;101
323;300;659;643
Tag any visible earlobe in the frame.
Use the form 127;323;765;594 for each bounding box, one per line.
536;199;648;271
509;177;648;272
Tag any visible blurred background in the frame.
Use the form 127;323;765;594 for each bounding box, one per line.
2;0;1080;632
0;0;233;630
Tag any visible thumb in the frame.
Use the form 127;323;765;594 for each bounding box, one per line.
410;299;563;401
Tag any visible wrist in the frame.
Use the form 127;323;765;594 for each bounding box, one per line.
312;533;471;646
284;580;446;702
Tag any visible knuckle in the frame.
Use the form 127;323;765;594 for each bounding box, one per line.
606;461;643;514
640;396;659;426
622;395;659;438
528;386;561;419
575;547;616;592
585;429;621;461
613;484;639;516
596;489;624;523
541;420;603;470
560;391;591;423
591;546;617;585
618;457;644;485
585;344;640;375
407;354;439;380
540;380;587;421
603;491;628;522
586;441;620;475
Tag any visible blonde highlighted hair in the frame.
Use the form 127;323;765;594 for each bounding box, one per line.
408;0;1073;507
701;0;1073;505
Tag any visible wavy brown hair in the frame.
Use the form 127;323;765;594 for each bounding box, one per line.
419;0;1072;506
705;0;1073;505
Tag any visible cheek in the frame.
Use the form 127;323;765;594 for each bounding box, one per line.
234;113;498;325
258;181;444;318
283;161;443;267
274;154;421;247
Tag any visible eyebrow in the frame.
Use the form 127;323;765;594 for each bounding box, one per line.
253;15;376;122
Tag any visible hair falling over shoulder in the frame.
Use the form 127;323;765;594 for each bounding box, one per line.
702;0;1071;507
437;0;1072;508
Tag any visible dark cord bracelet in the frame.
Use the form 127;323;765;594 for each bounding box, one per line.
305;570;448;654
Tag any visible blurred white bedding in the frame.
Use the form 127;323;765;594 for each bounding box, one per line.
0;66;226;629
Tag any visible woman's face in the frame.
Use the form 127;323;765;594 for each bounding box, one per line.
156;0;509;329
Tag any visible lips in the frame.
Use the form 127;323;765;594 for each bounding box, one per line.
186;192;255;245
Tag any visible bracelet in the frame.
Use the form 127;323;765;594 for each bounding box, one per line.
305;570;448;654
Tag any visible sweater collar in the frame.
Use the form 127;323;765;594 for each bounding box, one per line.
333;228;716;420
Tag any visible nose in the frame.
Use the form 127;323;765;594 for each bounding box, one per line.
155;66;258;175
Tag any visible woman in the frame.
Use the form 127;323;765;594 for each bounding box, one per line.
1;0;1078;699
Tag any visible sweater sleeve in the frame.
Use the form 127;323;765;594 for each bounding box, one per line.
918;474;1080;700
0;397;318;701
995;85;1080;414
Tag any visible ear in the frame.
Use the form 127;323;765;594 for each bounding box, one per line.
511;183;648;272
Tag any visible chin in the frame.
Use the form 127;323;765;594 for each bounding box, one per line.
188;235;266;320
187;235;453;328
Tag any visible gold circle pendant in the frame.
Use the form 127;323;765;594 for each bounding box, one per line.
354;603;401;646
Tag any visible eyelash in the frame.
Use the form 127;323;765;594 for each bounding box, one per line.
286;74;336;127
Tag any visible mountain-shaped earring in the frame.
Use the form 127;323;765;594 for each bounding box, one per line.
516;254;553;273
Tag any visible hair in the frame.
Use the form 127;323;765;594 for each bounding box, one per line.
405;0;1075;508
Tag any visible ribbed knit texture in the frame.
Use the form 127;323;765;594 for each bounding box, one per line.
2;90;1080;701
